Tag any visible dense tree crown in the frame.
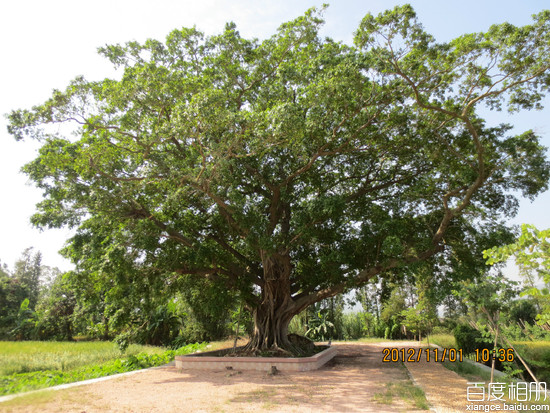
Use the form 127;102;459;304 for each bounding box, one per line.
7;5;550;352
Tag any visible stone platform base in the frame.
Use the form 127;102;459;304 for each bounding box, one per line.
175;346;337;372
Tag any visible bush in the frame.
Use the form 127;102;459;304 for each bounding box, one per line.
509;300;538;325
453;324;491;355
431;326;452;336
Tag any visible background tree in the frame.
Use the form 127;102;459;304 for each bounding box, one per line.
0;262;27;338
7;6;550;354
356;281;382;323
380;287;408;339
12;248;42;310
400;284;438;342
485;224;550;325
1;250;45;339
34;271;76;341
453;274;539;382
0;260;9;278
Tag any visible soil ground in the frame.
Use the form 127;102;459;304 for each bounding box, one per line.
0;341;515;412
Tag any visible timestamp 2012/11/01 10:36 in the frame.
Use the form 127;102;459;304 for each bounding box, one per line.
382;348;515;363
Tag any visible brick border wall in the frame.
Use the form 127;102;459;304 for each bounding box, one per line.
175;346;337;372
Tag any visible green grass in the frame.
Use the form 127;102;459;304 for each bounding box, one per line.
508;340;550;383
442;359;550;412
423;334;456;349
513;340;550;361
0;341;207;396
354;337;397;343
373;381;430;410
425;337;550;383
442;359;492;382
0;387;88;410
0;341;165;376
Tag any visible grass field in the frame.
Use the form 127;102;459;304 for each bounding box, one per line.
0;341;166;376
423;333;456;349
0;341;207;396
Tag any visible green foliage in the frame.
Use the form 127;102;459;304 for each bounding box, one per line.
305;310;334;341
291;296;356;340
484;224;550;325
506;341;550;384
0;342;205;396
400;283;438;340
454;274;519;318
504;320;550;341
176;281;234;342
453;272;550;380
426;333;456;349
509;299;538;325
33;272;76;341
337;312;375;340
1;250;44;339
9;299;38;341
443;359;492;382
142;302;181;346
400;305;431;338
0;249;74;342
288;312;307;336
374;381;430;410
113;331;133;353
453;324;491;355
380;288;407;326
0;341;165;376
453;273;519;344
12;248;42;311
7;6;550;350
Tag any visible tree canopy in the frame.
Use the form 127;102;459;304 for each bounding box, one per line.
485;224;550;325
7;5;550;353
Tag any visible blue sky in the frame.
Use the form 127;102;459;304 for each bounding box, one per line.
0;0;549;271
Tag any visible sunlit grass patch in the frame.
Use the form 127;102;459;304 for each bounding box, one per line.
513;340;550;361
0;387;86;409
423;334;456;349
373;380;430;410
0;341;165;376
0;342;205;396
201;337;249;352
442;359;491;382
355;337;393;343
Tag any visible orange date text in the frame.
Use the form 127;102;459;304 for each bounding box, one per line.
382;348;463;363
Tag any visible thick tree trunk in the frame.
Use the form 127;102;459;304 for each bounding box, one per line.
244;251;304;355
247;301;296;354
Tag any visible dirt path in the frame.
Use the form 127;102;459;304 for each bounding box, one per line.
399;342;517;413
3;340;513;412
0;341;432;413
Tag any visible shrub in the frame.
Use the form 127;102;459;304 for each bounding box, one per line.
431;326;452;336
453;324;491;355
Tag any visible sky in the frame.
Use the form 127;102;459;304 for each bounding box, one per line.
0;0;549;272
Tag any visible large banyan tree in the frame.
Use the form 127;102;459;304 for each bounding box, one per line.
8;5;550;354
